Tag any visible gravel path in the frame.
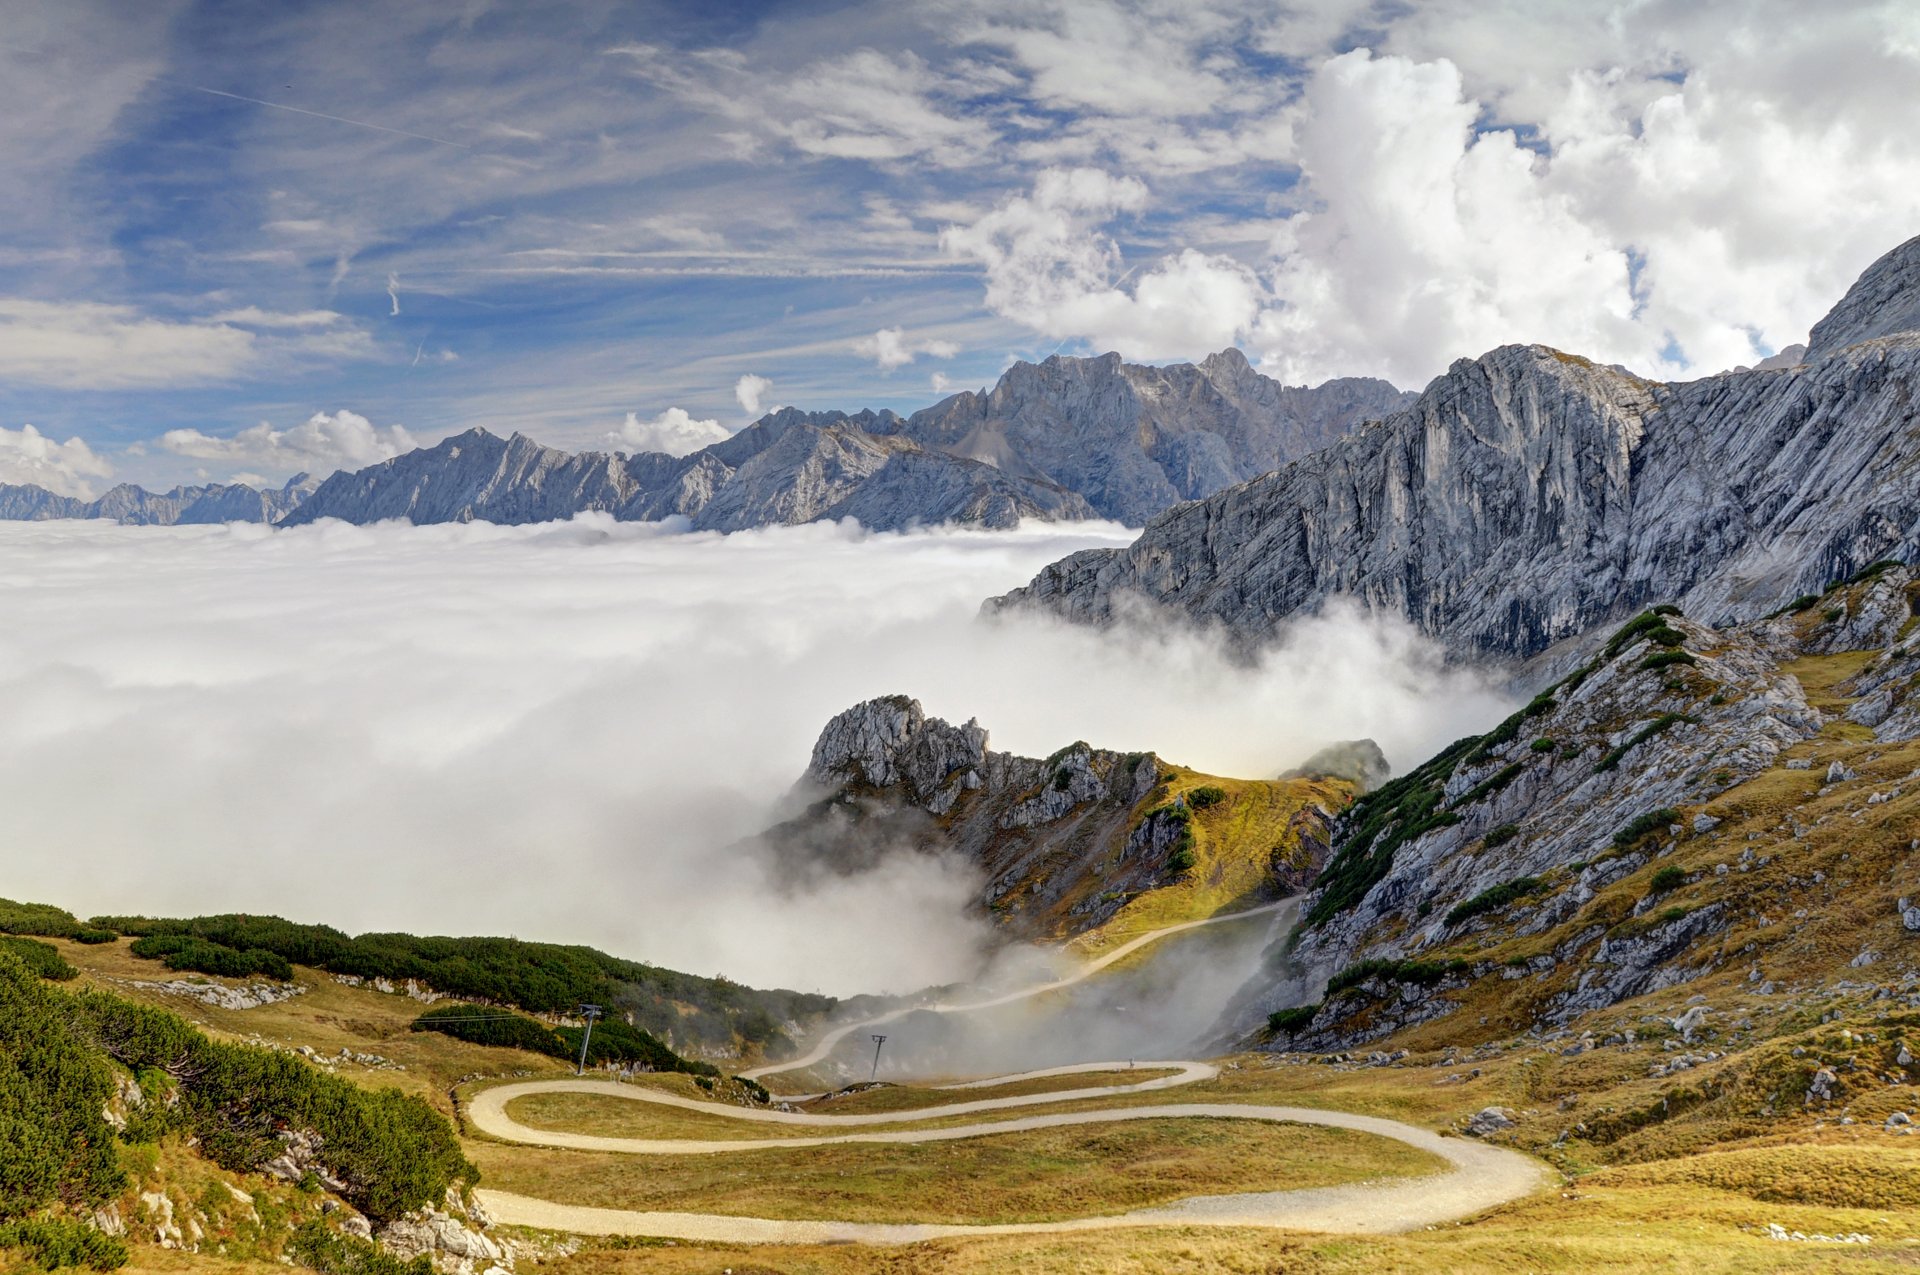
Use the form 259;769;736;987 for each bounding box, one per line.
468;1069;1551;1242
468;908;1551;1244
738;900;1293;1084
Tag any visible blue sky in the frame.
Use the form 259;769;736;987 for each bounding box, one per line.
4;0;1920;493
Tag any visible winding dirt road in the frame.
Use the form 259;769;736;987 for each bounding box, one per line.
739;898;1295;1083
470;1072;1551;1241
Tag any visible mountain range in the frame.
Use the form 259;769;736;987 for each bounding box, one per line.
0;356;1407;533
992;235;1920;663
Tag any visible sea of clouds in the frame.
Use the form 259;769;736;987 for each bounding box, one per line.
0;516;1511;997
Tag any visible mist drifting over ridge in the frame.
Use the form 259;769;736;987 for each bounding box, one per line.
0;515;1511;996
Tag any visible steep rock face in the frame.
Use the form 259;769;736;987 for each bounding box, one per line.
785;696;1341;940
992;238;1920;660
1247;567;1920;1051
0;475;313;525
903;349;1411;524
283;421;1090;532
1807;234;1920;358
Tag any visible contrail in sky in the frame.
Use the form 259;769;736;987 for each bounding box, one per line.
186;84;474;150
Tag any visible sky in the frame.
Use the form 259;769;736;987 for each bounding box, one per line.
5;0;1920;496
0;517;1508;994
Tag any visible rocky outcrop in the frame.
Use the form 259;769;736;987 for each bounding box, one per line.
900;349;1411;524
0;474;315;525
1807;234;1920;358
1244;567;1920;1050
783;695;1338;939
281;417;1091;532
991;236;1920;661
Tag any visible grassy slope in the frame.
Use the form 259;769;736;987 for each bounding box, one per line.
1068;768;1350;958
464;1116;1441;1226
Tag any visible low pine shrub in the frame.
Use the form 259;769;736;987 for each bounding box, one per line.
1267;1004;1318;1034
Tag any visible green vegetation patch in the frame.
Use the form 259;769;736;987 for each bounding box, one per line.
1444;877;1545;928
1326;957;1469;997
0;1219;127;1271
410;1004;715;1076
1186;785;1227;809
290;1219;430;1275
1596;714;1695;772
1649;866;1688;895
1305;735;1478;927
0;898;111;944
1483;824;1521;848
1451;761;1524;809
1613;808;1681;849
1266;1004;1319;1034
1638;649;1697;672
0;936;76;982
94;910;830;1057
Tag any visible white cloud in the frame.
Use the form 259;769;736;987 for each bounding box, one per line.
386;273;402;316
209;307;346;328
159;410;416;481
0;298;380;389
941;167;1264;361
852;326;962;370
0;299;259;389
0;517;1507;995
607;407;732;457
930;371;954;393
0;423;114;497
734;372;774;417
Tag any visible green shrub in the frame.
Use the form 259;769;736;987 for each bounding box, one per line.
70;930;116;946
1186;785;1227;809
68;989;474;1224
1167;847;1196;874
0;937;75;982
410;1005;566;1058
289;1219;429;1275
1051;767;1072;792
1267;1004;1318;1034
1597;714;1695;772
0;1218;128;1271
0;955;125;1222
1639;649;1697;672
1445;877;1545;927
0;899;89;940
1452;762;1524;809
1325;958;1469;996
97;910;832;1058
128;935;293;982
1483;824;1521;848
1849;559;1904;584
1788;594;1819;613
1649;866;1688;894
1823;607;1844;624
1530;737;1556;752
1614;808;1680;848
1652;604;1683;617
1604;612;1673;658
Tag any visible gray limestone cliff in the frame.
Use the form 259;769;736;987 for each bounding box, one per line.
991;236;1920;661
899;349;1411;525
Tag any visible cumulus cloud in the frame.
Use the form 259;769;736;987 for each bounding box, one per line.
0;423;114;497
941;168;1265;361
606;407;732;456
209;307;346;328
0;518;1508;996
734;372;774;417
159;410;416;481
852;327;962;370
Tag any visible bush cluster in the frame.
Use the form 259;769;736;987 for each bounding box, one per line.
1444;877;1545;928
1613;808;1681;849
129;935;293;981
1596;713;1695;772
0;936;76;982
1325;957;1469;997
0;1219;128;1271
1639;649;1698;672
94;911;831;1058
1266;1004;1319;1034
1483;824;1521;848
410;1004;718;1077
1306;736;1476;926
0;898;113;945
288;1219;430;1275
1186;785;1227;809
1649;866;1689;895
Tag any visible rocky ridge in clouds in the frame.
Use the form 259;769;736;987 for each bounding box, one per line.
0;473;317;525
283;354;1406;532
990;234;1920;662
771;694;1347;943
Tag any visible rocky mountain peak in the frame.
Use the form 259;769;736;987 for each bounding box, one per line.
1807;233;1920;358
806;695;989;811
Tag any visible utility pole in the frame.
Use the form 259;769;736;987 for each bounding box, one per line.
576;1003;604;1076
869;1034;888;1081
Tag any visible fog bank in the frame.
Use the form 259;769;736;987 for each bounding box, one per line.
0;516;1511;996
